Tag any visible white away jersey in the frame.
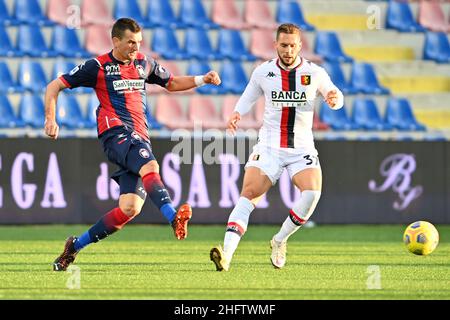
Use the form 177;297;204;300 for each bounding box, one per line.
235;58;343;151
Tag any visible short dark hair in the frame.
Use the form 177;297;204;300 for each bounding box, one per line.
111;18;141;39
276;23;301;40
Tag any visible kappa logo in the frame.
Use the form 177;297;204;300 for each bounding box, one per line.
139;148;150;159
252;154;260;161
266;71;276;78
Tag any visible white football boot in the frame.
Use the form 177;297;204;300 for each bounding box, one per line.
270;237;287;269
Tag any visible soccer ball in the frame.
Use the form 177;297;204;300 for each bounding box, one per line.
403;221;439;256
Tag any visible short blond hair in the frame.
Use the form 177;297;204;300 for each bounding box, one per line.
276;23;301;40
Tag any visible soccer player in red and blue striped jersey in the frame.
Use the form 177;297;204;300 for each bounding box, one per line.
45;18;221;271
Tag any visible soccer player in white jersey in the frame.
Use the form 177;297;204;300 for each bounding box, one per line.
210;23;344;271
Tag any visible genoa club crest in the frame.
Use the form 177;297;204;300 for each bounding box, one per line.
301;75;311;85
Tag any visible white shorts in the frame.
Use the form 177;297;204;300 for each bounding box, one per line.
245;143;321;185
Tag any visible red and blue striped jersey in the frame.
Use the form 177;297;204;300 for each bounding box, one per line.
60;51;172;141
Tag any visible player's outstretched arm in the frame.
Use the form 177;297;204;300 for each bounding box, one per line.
44;78;67;140
166;71;221;92
325;89;344;110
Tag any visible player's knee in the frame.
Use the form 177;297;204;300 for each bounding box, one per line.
119;203;142;218
139;161;159;177
240;188;264;202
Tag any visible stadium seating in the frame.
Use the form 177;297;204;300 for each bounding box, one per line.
51;25;91;59
0;26;22;57
0;95;24;128
322;62;357;95
46;0;72;26
184;28;223;60
219;60;248;94
249;28;276;61
188;95;227;129
155;95;194;130
0;0;17;26
145;107;163;130
56;92;87;129
81;0;114;27
0;61;23;93
351;98;393;131
385;0;426;32
85;94;99;129
85;25;113;56
151;28;190;60
319;102;359;131
314;32;353;63
187;60;224;94
179;0;220;29
18;94;46;128
418;0;450;33
52;60;92;94
217;29;256;61
114;0;150;28
18;61;48;93
350;62;390;95
13;0;54;26
385;98;426;131
276;0;315;31
212;0;250;30
313;112;329;131
147;0;186;29
221;95;256;130
244;0;278;30
423;31;450;64
300;33;324;65
17;24;57;58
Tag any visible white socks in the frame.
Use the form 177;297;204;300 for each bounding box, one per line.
223;197;254;261
274;190;321;243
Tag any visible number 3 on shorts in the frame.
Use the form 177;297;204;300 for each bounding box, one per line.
303;155;319;166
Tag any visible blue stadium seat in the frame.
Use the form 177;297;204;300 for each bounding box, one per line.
114;0;151;28
385;98;426;131
321;62;357;95
276;0;315;31
51;26;91;59
385;0;426;32
85;94;99;129
351;98;393;131
18;61;48;93
145;107;163;130
187;60;225;94
18;93;45;128
0;95;24;128
52;60;92;94
220;60;248;94
319;101;359;131
217;29;257;61
350;62;390;95
184;28;223;60
314;32;353;63
56;93;86;129
151;28;190;60
179;0;220;29
147;0;186;29
0;0;18;26
17;24;57;58
423;32;450;64
0;61;24;93
13;0;54;26
0;26;22;57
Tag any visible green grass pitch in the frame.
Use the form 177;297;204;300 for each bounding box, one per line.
0;224;448;300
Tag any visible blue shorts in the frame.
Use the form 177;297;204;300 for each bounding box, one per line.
99;126;155;200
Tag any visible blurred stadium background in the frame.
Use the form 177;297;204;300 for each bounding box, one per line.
0;0;449;301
